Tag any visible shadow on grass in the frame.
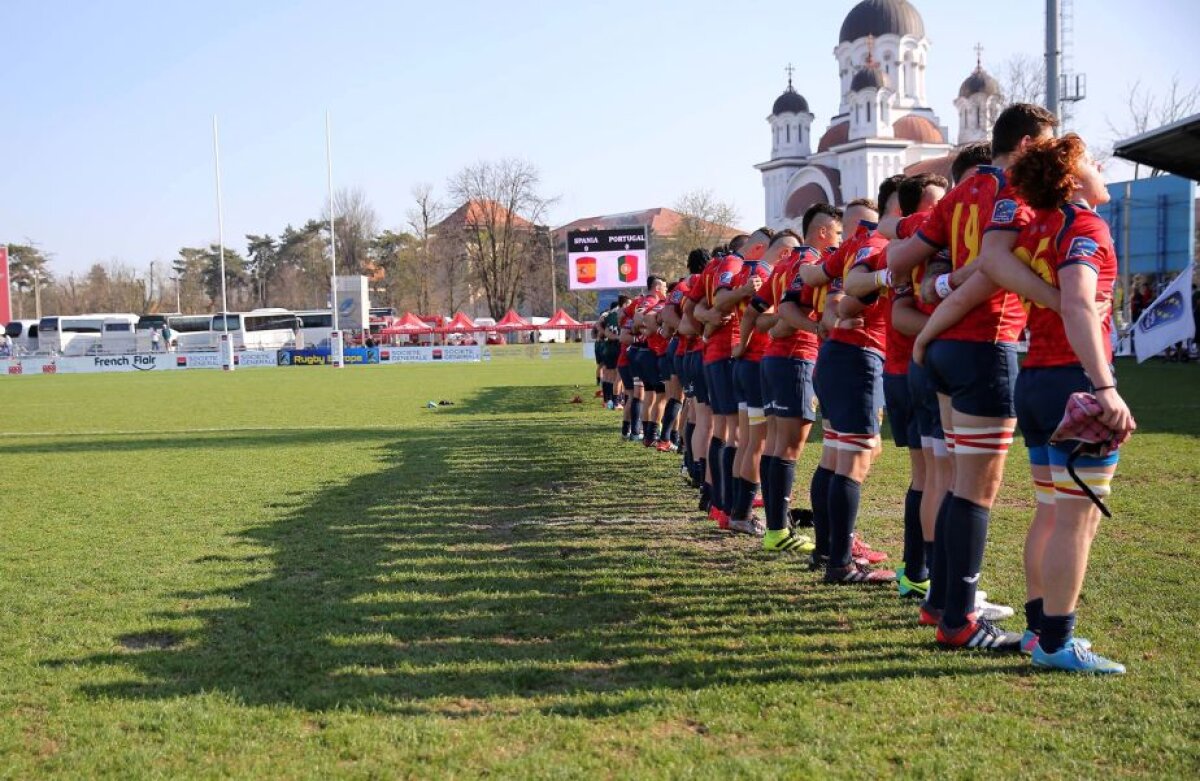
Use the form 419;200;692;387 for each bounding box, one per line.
57;385;1022;717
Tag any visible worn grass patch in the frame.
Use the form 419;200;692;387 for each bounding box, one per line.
0;358;1197;778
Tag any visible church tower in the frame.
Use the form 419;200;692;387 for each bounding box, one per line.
955;46;1003;144
757;67;814;226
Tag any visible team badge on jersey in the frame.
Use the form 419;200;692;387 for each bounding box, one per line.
991;199;1018;225
854;247;873;264
1066;237;1100;263
718;271;735;285
790;274;805;290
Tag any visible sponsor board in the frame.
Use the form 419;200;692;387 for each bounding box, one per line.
278;347;380;366
566;227;649;290
378;346;482;363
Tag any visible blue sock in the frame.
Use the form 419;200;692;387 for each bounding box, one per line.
928;492;953;610
733;478;757;520
661;399;682;441
943;496;990;629
707;439;724;513
1039;612;1076;654
810;466;834;558
771;458;796;532
827;473;861;568
721;445;738;514
1024;598;1044;635
759;455;777;529
903;487;928;581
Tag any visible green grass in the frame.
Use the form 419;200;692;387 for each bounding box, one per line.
1;358;1198;779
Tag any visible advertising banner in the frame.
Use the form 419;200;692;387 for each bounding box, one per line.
335;276;369;332
566;227;648;290
377;345;481;363
0;246;10;324
277;347;380;366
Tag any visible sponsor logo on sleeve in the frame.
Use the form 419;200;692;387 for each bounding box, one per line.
718;271;735;285
991;199;1018;224
1066;237;1099;262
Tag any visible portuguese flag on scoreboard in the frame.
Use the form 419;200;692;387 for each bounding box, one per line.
617;254;638;283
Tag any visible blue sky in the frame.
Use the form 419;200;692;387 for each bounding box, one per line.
4;0;1199;275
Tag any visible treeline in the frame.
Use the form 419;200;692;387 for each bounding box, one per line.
7;160;742;321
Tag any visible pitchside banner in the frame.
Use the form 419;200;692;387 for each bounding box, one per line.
0;247;11;324
566;227;648;290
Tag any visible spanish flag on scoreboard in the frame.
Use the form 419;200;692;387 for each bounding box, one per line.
617;255;638;283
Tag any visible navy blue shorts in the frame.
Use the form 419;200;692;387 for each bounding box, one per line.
925;339;1018;419
762;356;817;421
883;372;920;449
689;352;708;403
666;338;679;368
815;340;884;435
1016;364;1093;448
907;358;944;441
734;358;765;411
618;363;635;391
636;348;665;392
704;357;738;416
657;352;674;384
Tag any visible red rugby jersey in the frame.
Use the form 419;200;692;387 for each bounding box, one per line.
830;233;890;357
1013;204;1118;368
761;245;822;361
731;258;773;361
702;254;746;363
916;166;1031;343
883;282;916;375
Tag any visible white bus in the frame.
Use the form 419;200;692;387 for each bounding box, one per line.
167;314;218;351
212;309;300;351
100;315;141;354
37;314;110;355
4;320;39;355
295;310;333;349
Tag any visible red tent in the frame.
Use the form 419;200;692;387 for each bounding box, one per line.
438;311;480;333
540;308;587;330
494;309;533;331
379;312;434;335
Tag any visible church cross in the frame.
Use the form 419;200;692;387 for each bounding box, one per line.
974;43;984;69
785;62;795;88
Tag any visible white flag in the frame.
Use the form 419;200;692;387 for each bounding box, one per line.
1133;263;1195;363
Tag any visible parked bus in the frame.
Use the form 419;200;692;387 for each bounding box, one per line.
167;314;217;350
4;320;39;354
100;315;141;354
211;309;300;351
37;314;112;355
295;310;333;349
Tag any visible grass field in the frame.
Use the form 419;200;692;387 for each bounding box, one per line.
1;357;1198;779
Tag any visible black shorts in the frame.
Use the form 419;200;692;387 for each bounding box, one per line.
601;342;619;370
814;340;884;436
762;356;817;421
907;358;944;442
704;357;737;416
925;339;1019;419
689;352;709;404
883;372;921;449
1015;364;1092;448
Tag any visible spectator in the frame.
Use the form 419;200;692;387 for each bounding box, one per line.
1131;278;1154;324
150;327;162;352
0;332;12;358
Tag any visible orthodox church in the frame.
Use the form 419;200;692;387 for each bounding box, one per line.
755;0;1003;230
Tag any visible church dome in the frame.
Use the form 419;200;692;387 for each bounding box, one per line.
772;84;810;115
959;65;1001;98
893;115;946;143
817;122;850;152
840;0;925;44
850;64;887;92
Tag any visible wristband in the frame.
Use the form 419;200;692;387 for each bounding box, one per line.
874;269;892;289
1093;384;1116;391
934;273;955;300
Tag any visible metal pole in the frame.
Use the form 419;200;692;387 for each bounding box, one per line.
548;229;557;313
33;270;42;320
1121;181;1133;327
1045;0;1060;122
172;275;181;313
213;116;229;315
326;111;338;333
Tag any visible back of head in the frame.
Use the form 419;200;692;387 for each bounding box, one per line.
1008;133;1088;211
877;175;906;216
727;235;750;254
992;103;1059;158
687;247;711;274
952;140;992;183
844;197;879;227
802;203;842;239
898;173;950;216
768;228;802;249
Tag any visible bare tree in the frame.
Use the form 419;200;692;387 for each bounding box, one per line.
406;183;448;314
1000;54;1045;107
446;159;555;318
324;187;379;277
654;189;742;280
1107;75;1200;177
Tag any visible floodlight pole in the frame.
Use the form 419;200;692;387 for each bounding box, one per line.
547;228;557;313
326;111;344;368
1045;0;1060;122
1121;181;1132;328
213;115;234;371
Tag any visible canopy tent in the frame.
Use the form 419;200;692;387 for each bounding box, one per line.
378;312;434;335
539;308;587;330
1113;113;1200;181
438;311;481;333
494;309;533;331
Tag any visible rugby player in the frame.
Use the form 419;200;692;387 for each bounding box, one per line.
916;133;1134;673
887;103;1059;650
